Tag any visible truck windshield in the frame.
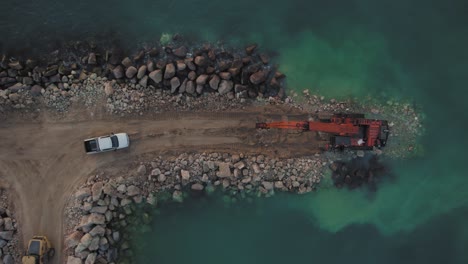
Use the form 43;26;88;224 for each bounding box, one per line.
111;135;119;148
28;240;40;255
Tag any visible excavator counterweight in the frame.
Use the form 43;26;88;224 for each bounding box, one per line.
256;113;390;150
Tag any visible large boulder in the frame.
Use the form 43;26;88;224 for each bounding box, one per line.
3;255;13;264
194;56;206;67
209;75;220;90
250;70;268;84
121;57;132;68
112;66;124;79
3;218;13;231
0;231;13;241
149;70;163;83
67;256;83;264
164;63;176;79
65;231;83;249
80;233;93;247
218;80;233;95
181;170;190;180
125;66;137;78
191;183;204;191
186;81;195;95
30;85;43;96
89;225;105;237
137;65;147;79
216;162;232;177
173;46;188;58
195;74;209;85
77;213;105;229
91;182;103;201
170;77;180;93
85;253;97;264
127;185;141;196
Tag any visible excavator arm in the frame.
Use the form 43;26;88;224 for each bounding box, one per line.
255;121;310;130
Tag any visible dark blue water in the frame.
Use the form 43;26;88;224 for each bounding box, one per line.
2;0;468;263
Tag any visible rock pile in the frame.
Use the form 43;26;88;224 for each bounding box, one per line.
64;152;326;263
0;189;20;264
0;42;285;114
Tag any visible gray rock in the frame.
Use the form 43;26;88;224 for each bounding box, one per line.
180;170;190;180
176;62;186;71
121;57;132;68
186;80;195;94
117;184;126;193
164;63;176;79
126;185;141;196
149;70;163;83
88;53;97;65
88;236;100;251
74;243;87;254
8;61;22;70
77;213;105;228
172;190;183;202
90;206;107;214
8;93;20;102
196;84;203;94
262;181;274;190
120;198;132;207
0;239;7;248
80;233;93;247
91;182;103;201
3;254;13;264
218;80;233;95
191;183;204;191
137;164;147;175
219;72;231;80
194;56;206;66
3;218;13;231
112;66;124;79
139;75;148;88
112;231;120;242
173;46;188;58
67;256;83;264
137;65;147;79
188;71;197;80
8;82;24;93
196;74;209;85
158;174;166;182
209;75;220;90
274;181;284;189
30;85;43;96
125;66;137;78
23;76;34;85
85;253;97;264
104;82;114;96
65;231;83;249
170;77;180;93
0;231;13;241
216;162;232;177
357;150;365;158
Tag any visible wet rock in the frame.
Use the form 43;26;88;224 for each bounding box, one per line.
262;181;274;190
357;150;365;158
185;59;196;71
127;185;141;196
196;74;209;85
170;77;180;93
137;65;147;79
149;69;163;83
172;190;183;202
164;63;176;79
191;183;204;191
173;46;188;58
112;231;120;242
250;70;268;84
67;256;82;264
91;182;104;201
218;80;233;95
125;66;137;78
121;57;132;68
245;44;257;55
209;75;220;90
260;53;270;64
112;66;124;79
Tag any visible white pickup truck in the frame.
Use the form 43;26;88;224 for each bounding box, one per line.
84;133;130;154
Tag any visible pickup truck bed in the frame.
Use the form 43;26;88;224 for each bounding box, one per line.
84;139;98;153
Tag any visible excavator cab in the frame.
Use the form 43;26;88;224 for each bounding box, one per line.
22;236;55;264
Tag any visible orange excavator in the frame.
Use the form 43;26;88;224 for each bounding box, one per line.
256;113;390;150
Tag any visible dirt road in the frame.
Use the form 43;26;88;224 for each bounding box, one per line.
0;105;320;263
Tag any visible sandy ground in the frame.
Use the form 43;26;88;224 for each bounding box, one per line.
0;105;321;263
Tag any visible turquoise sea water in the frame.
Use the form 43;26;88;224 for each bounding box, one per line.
2;0;468;263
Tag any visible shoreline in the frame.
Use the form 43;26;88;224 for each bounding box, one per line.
0;40;423;264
